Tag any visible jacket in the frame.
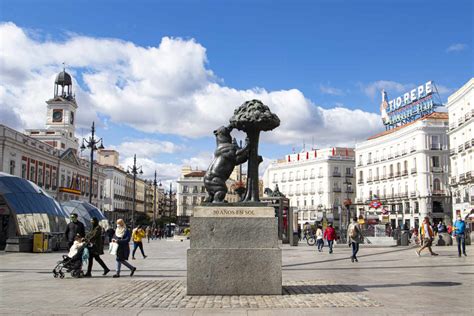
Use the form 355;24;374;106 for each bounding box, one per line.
65;221;86;242
324;227;337;241
114;229;131;261
132;228;146;243
347;222;363;243
453;220;466;235
85;225;104;255
421;223;434;239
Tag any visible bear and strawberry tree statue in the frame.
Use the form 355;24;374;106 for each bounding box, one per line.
204;99;280;203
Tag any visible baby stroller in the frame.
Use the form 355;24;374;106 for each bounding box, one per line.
52;243;89;279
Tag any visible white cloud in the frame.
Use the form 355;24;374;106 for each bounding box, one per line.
361;80;411;100
319;84;344;96
181;151;213;171
446;43;467;53
110;139;184;160
0;22;382;147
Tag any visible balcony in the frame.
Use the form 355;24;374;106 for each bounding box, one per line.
374;158;379;163
388;154;394;160
458;145;464;153
357;179;364;184
388;173;394;178
431;166;443;173
357;162;363;167
410;147;416;153
374;175;379;181
333;187;342;193
346;188;354;193
450;177;457;185
401;150;407;156
450;148;456;156
395;171;401;178
381;156;387;161
465;141;471;149
431;144;442;150
302;190;309;195
367;159;372;165
281;179;287;182
318;174;324;178
432;190;446;196
317;190;324;194
288;178;294;182
459;174;466;182
463;196;469;202
410;191;417;197
345;173;354;178
455;197;462;204
458;117;464;126
395;152;401;158
367;177;373;183
449;122;456;130
466;171;472;180
332;172;341;177
400;192;408;198
310;175;316;179
381;175;387;180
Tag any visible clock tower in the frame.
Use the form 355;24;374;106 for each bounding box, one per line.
26;68;79;153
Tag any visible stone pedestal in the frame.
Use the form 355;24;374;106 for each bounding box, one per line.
187;205;282;295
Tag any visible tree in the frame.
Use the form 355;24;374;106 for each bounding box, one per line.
229;99;280;201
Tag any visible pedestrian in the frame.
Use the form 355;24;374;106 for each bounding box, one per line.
323;223;337;254
453;214;467;257
297;226;302;241
84;217;110;277
145;226;151;243
347;216;363;262
106;226;115;243
315;225;324;252
132;225;147;259
111;219;136;278
64;213;85;248
416;216;438;257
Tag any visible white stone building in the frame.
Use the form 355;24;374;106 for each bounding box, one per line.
262;148;356;231
355;112;451;229
177;167;207;218
447;78;474;221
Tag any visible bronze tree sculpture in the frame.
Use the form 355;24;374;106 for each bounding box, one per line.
229;100;280;202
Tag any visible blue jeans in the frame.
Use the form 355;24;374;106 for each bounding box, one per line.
351;242;359;258
327;240;334;253
116;259;134;274
316;239;324;251
456;234;466;255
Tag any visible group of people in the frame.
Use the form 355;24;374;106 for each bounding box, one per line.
310;217;364;262
416;215;468;257
64;214;155;278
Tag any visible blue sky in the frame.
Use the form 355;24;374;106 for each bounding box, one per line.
0;0;472;181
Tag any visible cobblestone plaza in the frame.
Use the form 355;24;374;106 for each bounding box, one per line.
0;240;472;315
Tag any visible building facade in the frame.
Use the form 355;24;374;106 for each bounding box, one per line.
355;112;451;229
447;78;474;221
262;148;356;231
177;167;207;218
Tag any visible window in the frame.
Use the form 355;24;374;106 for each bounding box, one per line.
183;185;188;193
431;135;440;149
310;169;315;177
303;169;307;179
289;171;293;180
38;168;43;187
433;178;441;191
21;163;27;178
29;166;35;181
273;173;278;182
346;167;351;175
8;160;16;175
282;172;286;181
432;156;440;168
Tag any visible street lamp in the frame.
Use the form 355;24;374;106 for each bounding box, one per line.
127;154;143;229
80;121;104;204
153;170;158;228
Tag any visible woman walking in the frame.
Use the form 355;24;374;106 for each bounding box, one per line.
111;219;136;278
315;225;324;252
84;217;110;277
132;225;147;259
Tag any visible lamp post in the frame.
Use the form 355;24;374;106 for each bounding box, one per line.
153;170;158;228
127;154;143;229
80;121;104;204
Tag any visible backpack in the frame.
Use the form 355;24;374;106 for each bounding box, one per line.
349;224;358;238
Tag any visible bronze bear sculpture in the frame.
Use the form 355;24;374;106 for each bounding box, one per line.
204;125;249;203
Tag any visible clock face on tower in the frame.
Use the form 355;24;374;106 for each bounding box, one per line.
52;109;63;122
70;112;74;124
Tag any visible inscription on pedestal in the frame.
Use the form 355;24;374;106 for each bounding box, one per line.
193;206;274;218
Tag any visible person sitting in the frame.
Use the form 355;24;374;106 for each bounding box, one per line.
67;234;85;259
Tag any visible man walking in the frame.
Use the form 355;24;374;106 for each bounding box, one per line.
323;223;337;254
416;216;438;257
347;217;363;262
84;217;110;277
64;213;85;248
453;214;467;257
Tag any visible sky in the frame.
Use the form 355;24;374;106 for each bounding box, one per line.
0;0;472;183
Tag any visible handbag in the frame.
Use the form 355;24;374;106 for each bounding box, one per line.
108;242;118;256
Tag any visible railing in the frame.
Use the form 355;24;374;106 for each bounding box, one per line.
431;144;442;150
317;190;324;194
402;170;408;176
281;179;287;182
450;148;456;156
432;166;443;173
410;191;417;197
432;190;446;196
459;174;466;182
332;172;341;177
374;175;379;181
463;196;470;202
395;152;401;157
458;117;464;126
367;159;372;165
367;177;373;182
388;154;394;160
358;179;364;184
357;162;363;166
310;175;316;179
346;189;354;193
458;144;464;152
395;171;401;177
345;173;354;178
465;141;471;149
450;177;457;185
381;156;387;161
388;173;394;178
401;150;407;156
410;147;416;153
456;197;462;204
449;122;456;130
333;187;342;192
318;174;324;178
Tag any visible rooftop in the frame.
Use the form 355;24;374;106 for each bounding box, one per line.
184;171;206;178
367;112;448;140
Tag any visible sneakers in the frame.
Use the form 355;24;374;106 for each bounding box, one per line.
464;253;467;256
112;274;120;278
103;268;110;276
351;257;354;263
132;257;136;260
144;255;147;259
431;253;439;256
354;257;358;262
83;273;92;278
415;250;420;257
130;267;136;277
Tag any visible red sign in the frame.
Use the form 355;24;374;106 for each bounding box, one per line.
369;200;382;209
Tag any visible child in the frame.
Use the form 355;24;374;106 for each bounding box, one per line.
67;234;85;258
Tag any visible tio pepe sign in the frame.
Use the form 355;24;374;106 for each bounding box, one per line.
380;81;439;127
